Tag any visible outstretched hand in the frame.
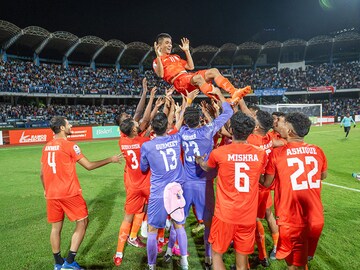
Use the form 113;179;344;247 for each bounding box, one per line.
165;86;175;97
154;41;162;57
111;153;123;163
186;89;200;101
179;38;190;52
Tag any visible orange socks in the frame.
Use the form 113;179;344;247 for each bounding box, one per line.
157;228;165;241
272;232;279;247
130;212;145;240
199;82;213;95
214;75;236;95
116;221;131;254
256;221;267;260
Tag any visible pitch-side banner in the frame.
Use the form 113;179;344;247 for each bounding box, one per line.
0;130;3;145
67;127;92;141
254;88;287;97
9;129;54;145
307;86;335;93
92;126;120;139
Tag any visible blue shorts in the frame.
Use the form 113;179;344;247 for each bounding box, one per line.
148;194;186;228
183;181;215;222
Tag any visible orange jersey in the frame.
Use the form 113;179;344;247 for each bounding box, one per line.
267;130;281;140
265;141;327;227
247;133;273;156
41;138;84;199
267;130;287;146
119;135;151;189
207;143;267;225
247;133;272;192
153;54;187;84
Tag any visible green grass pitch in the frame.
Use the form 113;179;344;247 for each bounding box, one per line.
0;124;359;269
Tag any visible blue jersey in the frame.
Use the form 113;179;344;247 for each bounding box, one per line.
140;133;184;198
179;102;233;182
341;116;356;127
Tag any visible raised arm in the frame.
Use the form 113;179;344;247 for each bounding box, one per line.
139;86;157;132
153;42;164;77
150;97;165;121
133;78;149;122
174;89;199;130
238;98;254;117
179;38;194;70
167;97;176;129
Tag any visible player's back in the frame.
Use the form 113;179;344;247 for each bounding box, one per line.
119;135;150;189
270;141;327;227
247;133;273;155
140;133;184;197
180;102;233;182
210;143;267;225
180;124;218;182
41;138;83;199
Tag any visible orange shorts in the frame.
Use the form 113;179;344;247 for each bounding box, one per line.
124;187;150;215
257;189;272;219
46;194;88;223
209;215;255;255
308;223;324;257
277;225;309;266
173;70;207;95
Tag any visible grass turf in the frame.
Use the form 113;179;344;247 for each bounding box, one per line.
0;124;359;269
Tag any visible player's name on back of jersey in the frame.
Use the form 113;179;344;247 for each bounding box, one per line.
121;144;141;150
228;154;259;162
260;141;273;150
182;134;197;140
44;145;60;151
155;140;178;150
287;147;318;156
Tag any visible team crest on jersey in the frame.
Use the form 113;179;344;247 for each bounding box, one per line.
73;145;81;155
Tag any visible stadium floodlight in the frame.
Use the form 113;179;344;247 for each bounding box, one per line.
259;103;323;126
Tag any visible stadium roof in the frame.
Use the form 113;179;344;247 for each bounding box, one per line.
0;20;359;69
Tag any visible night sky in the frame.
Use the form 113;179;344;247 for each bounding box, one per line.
1;0;359;46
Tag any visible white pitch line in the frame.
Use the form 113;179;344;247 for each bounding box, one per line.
323;182;360;192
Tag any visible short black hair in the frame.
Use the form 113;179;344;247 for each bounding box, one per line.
256;110;273;132
116;112;131;126
156;33;172;44
184;106;200;128
248;104;260;112
50;116;66;134
151;112;168;135
285;112;311;138
272;111;286;117
230;111;255;140
120;118;135;136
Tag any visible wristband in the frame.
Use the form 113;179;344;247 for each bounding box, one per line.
186;98;193;105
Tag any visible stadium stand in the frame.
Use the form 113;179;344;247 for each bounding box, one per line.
0;19;359;128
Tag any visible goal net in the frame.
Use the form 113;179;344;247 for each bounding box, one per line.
258;104;323;126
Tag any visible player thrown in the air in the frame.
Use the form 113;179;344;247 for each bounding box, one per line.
153;33;251;102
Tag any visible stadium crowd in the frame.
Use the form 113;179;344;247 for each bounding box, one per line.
0;97;359;127
0;59;359;95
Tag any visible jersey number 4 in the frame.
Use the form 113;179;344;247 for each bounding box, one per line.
287;157;320;191
47;152;57;174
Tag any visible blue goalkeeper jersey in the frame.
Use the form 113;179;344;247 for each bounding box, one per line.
140;133;184;198
341;116;356;127
179;102;233;182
